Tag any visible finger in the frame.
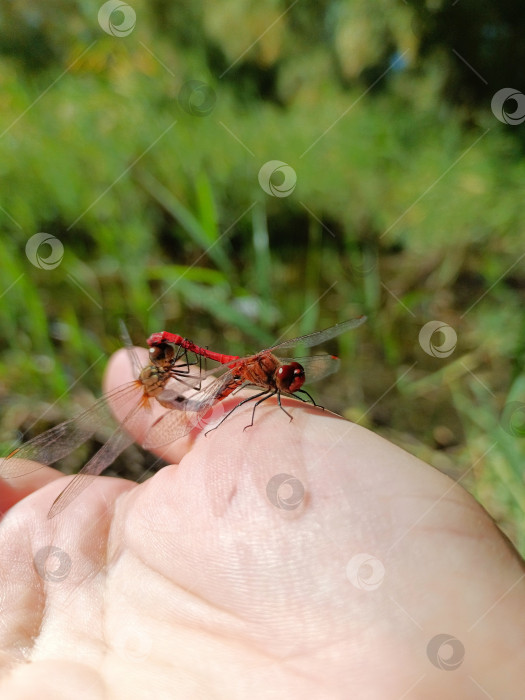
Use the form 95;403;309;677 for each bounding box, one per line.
102;347;201;464
0;461;63;516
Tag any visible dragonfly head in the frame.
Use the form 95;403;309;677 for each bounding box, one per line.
276;361;305;393
149;342;176;370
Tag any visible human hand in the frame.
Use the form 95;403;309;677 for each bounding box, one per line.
1;349;524;699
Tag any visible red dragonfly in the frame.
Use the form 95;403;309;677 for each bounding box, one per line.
143;316;367;445
0;343;202;518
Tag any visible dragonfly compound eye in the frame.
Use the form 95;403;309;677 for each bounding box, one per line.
149;343;175;366
149;346;162;362
277;362;305;393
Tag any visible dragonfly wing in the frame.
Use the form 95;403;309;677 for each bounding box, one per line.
1;422;98;479
142;408;197;448
0;382;141;479
270;316;367;351
293;355;341;384
159;362;228;401
118;321;140;375
143;371;236;448
47;423;136;518
169;368;208;392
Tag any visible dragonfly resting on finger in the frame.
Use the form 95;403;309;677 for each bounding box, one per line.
143;316;367;444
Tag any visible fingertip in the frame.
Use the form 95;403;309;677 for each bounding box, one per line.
0;461;63;516
102;346;197;464
103;346;149;395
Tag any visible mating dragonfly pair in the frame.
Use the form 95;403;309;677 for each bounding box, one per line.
1;316;366;518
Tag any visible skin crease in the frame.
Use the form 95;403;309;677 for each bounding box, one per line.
0;349;524;699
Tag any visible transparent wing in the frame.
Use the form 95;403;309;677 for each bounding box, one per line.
270;316;367;351
142;408;197;449
168;364;211;392
0;381;142;479
1;344;209;516
47;420;136;518
143;369;238;448
292;354;341;384
119;320;144;377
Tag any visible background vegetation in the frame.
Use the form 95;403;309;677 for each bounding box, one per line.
1;1;525;552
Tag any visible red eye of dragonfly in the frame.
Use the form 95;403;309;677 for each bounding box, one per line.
276;362;305;393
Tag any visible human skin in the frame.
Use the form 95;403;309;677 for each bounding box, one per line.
0;348;524;699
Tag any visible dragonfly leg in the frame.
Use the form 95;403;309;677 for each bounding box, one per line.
172;374;201;391
173;346;191;369
294;388;323;409
173;346;202;372
231;382;256;396
170;350;205;391
204;389;271;437
276;391;294;421
185;352;205;391
244;391;278;430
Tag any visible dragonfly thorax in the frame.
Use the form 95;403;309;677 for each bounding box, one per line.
139;364;172;398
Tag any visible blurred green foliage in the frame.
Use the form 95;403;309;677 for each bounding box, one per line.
1;1;525;552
